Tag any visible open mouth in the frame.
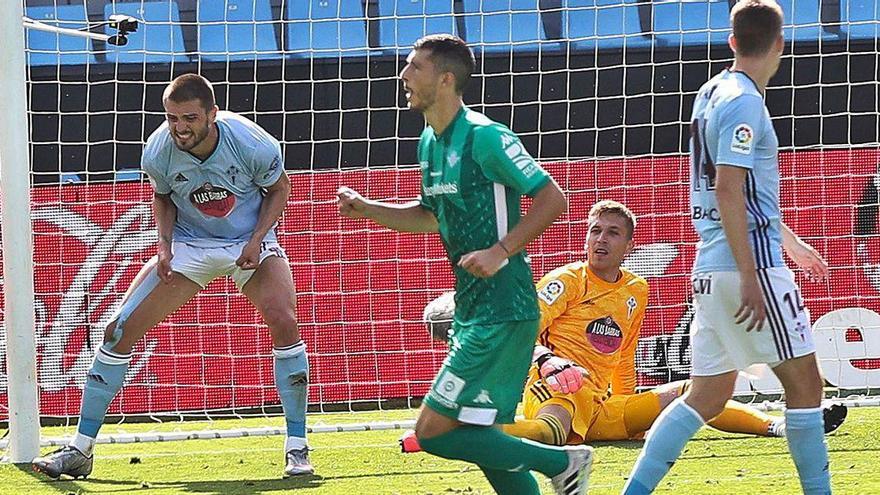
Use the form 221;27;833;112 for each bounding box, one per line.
594;248;609;255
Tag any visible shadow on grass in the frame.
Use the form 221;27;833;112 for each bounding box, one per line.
18;469;471;495
156;469;470;493
590;440;645;450
15;462;154;493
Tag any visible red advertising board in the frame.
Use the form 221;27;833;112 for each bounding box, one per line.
1;149;878;419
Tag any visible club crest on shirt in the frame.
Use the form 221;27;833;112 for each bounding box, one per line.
447;151;460;168
731;123;754;155
190;182;236;218
585;316;623;354
627;296;637;319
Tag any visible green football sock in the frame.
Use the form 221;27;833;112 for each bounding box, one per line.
418;425;568;477
481;467;541;495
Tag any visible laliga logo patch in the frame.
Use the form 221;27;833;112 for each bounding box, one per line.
190;182;236;218
730;123;754;155
586;316;623;354
538;279;565;305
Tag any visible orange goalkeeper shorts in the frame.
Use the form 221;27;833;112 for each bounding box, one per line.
522;365;662;443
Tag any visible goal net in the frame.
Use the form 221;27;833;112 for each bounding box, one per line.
2;0;879;448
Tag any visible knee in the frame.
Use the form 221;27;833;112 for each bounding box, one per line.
263;305;298;332
783;373;824;407
103;321;131;354
414;409;458;441
414;415;439;440
684;393;728;421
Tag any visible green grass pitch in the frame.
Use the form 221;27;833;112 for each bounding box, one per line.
2;407;877;494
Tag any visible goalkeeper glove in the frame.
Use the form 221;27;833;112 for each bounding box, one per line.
536;353;588;394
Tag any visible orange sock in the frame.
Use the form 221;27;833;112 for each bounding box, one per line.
707;400;775;436
502;414;567;445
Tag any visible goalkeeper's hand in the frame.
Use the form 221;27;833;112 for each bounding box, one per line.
539;356;589;394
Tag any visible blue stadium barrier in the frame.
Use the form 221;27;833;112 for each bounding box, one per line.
377;0;458;54
842;0;879;40
104;1;189;64
462;0;548;52
25;4;96;66
198;0;280;61
653;0;731;47
287;0;370;57
565;0;651;50
60;173;83;183
115;169;143;182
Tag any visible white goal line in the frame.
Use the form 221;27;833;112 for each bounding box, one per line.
3;395;879;450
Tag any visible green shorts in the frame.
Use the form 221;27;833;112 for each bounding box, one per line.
423;319;538;426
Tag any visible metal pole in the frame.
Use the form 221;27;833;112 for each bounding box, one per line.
0;0;40;464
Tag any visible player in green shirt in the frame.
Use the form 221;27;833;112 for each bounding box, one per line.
337;34;593;495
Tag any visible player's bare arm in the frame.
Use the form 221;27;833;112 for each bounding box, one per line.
780;222;829;282
236;172;291;270
458;179;566;278
715;164;766;331
336;186;439;233
153;192;177;283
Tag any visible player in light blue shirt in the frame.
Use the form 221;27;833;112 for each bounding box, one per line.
142;110;284;248
33;74;313;480
624;2;835;494
690;68;785;272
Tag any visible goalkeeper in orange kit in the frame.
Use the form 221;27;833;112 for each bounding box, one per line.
403;200;845;452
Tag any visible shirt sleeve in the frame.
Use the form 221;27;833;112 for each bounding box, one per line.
141;135;171;195
536;267;583;339
472;124;549;197
610;288;647;396
252;137;285;188
711;94;766;170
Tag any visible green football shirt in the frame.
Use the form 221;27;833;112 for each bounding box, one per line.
418;106;550;325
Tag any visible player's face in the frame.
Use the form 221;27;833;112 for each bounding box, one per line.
585;213;634;275
163;98;216;152
399;49;440;112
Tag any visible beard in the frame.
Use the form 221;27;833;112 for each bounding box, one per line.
171;124;210;151
407;87;436;113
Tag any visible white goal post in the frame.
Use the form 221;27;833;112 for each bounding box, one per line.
0;0;38;464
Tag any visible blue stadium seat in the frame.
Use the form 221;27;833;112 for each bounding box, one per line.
115;168;143;182
653;0;731;48
565;0;651;51
776;0;826;42
25;4;96;66
60;173;83;183
841;0;879;40
377;0;458;54
104;1;189;64
462;0;547;52
562;0;597;48
286;0;369;57
198;0;280;60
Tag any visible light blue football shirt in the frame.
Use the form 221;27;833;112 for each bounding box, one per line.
142;111;285;248
689;69;784;272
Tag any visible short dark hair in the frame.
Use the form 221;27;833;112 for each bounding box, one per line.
730;0;784;57
413;34;475;94
588;200;637;239
163;73;216;112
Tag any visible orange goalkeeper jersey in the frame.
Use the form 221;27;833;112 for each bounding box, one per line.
535;262;648;396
